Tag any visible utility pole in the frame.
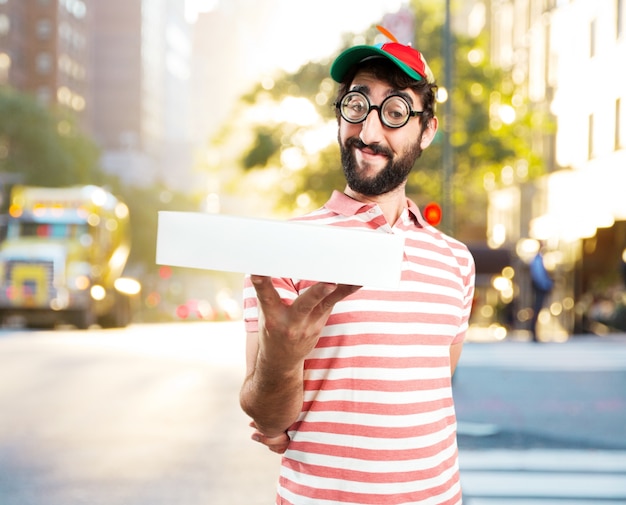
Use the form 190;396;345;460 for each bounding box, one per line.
442;0;454;235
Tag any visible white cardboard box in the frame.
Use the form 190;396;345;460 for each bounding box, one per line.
156;211;404;288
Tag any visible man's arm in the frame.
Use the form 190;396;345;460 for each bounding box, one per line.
449;341;463;376
239;275;360;441
240;330;305;438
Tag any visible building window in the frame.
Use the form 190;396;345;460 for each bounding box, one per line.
617;98;623;150
61;0;87;19
0;52;10;84
544;0;556;12
0;14;9;36
35;52;53;74
588;113;594;159
590;19;596;58
36;19;53;40
37;86;52;106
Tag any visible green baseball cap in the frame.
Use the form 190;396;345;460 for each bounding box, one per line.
330;37;435;84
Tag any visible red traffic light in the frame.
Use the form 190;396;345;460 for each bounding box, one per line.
158;265;172;279
423;202;442;226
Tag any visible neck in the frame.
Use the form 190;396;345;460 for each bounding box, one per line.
344;184;407;226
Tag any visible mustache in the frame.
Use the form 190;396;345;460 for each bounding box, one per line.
345;137;393;157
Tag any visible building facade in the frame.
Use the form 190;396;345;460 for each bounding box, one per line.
0;0;195;190
488;0;626;337
0;0;91;126
91;0;194;189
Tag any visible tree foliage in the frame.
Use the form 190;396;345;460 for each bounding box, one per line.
0;87;201;273
409;0;552;234
111;182;199;272
204;2;553;237
0;87;102;187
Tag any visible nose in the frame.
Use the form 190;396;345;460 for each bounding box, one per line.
358;108;386;146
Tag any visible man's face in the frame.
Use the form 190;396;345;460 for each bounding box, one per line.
338;70;436;196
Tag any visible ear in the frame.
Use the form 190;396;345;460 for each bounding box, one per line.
419;116;438;150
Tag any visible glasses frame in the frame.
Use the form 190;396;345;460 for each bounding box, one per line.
336;90;424;129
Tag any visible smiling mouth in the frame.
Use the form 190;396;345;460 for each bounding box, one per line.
357;145;391;164
349;138;391;158
360;146;378;156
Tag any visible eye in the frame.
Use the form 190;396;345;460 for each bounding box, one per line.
347;97;366;112
341;92;369;120
383;96;410;124
349;102;364;113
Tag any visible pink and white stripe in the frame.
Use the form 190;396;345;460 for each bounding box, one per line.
244;191;475;505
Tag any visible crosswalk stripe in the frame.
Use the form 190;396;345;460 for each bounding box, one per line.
461;471;626;499
465;500;622;505
459;450;626;503
459;449;626;472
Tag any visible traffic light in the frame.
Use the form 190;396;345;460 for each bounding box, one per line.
423;202;442;226
158;265;172;279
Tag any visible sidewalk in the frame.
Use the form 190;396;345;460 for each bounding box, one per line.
460;336;626;371
508;328;626;343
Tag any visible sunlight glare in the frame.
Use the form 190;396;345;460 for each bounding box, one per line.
301;122;337;154
281;147;307;171
498;104;516;124
185;0;218;23
276;97;319;126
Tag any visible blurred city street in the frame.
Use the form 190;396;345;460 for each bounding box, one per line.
454;336;626;504
1;322;625;504
2;1;626;502
0;322;281;505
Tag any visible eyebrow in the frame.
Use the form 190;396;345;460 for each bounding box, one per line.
349;84;415;107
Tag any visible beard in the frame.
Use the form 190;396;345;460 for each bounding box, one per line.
340;136;423;196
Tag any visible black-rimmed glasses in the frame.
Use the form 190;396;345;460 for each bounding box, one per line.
336;90;424;129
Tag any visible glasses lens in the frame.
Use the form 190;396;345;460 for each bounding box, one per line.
341;92;369;123
381;96;411;127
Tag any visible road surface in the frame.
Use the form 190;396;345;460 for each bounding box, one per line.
0;322;625;504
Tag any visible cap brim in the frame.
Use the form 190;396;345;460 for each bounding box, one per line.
330;45;424;83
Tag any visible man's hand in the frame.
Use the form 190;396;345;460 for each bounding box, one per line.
250;275;361;370
240;276;361;439
249;421;290;454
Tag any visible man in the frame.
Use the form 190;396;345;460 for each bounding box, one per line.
240;30;475;505
529;245;553;342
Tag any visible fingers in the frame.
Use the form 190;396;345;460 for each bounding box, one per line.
249;421;291;454
293;283;362;319
251;432;290;454
323;284;362;305
291;281;340;316
250;275;281;307
293;281;361;310
251;275;360;320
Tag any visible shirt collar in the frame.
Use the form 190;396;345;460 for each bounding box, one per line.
326;190;373;215
326;190;426;227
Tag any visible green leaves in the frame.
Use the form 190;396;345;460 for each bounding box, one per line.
241;127;282;170
0;88;102;186
205;3;552;236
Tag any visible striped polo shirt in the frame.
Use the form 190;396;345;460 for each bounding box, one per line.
243;190;475;505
